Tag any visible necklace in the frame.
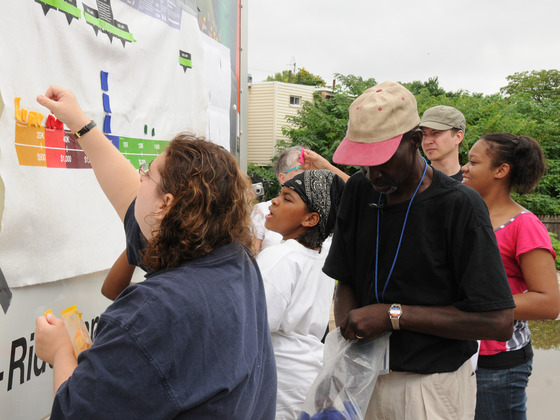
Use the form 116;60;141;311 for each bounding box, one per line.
374;157;428;303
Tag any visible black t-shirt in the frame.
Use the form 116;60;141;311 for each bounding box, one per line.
323;169;515;374
451;169;463;181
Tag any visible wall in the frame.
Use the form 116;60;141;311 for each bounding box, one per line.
247;82;314;165
247;83;276;164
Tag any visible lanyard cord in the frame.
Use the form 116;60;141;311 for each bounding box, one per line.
374;157;428;303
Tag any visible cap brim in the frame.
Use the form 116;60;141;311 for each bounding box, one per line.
419;121;454;130
333;134;403;166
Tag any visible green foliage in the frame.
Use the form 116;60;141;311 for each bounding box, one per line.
266;69;560;214
548;232;560;270
332;73;377;96
247;163;280;202
500;69;560;102
403;76;461;98
513;193;560;216
266;67;325;87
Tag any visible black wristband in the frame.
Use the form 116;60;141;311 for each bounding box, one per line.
75;120;96;138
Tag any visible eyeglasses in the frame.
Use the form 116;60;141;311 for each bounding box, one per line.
282;165;301;174
139;161;167;192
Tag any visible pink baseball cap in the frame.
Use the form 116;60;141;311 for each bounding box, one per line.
333;81;420;167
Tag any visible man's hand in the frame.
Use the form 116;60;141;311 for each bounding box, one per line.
340;304;392;340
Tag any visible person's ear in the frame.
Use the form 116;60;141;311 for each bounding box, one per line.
495;163;511;179
410;128;423;148
155;193;174;220
455;130;464;146
302;212;320;228
277;172;287;184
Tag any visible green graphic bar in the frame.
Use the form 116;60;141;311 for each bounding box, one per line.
119;137;170;167
179;57;192;67
84;11;136;43
37;0;81;18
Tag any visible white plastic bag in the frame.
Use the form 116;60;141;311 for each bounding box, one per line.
298;328;390;420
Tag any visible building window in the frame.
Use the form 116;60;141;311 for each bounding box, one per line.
290;96;301;106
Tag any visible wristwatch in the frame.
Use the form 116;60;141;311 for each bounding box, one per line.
388;303;402;330
75;120;97;138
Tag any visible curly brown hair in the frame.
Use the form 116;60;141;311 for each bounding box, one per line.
142;134;253;270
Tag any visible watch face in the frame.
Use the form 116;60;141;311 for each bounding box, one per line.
389;306;401;317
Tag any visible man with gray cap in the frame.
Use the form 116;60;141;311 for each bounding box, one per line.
420;105;466;180
323;81;515;419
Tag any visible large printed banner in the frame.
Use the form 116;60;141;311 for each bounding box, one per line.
0;0;240;289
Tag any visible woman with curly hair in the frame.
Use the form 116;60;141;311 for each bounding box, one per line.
34;86;277;419
462;132;559;420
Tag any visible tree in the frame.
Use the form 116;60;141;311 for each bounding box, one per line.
500;70;560;102
332;73;377;96
266;67;326;87
404;76;450;97
249;72;560;213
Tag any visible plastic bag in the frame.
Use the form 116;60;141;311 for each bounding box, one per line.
298;328;390;420
46;305;92;358
60;305;92;357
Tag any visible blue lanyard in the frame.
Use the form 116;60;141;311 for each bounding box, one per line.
374;157;428;303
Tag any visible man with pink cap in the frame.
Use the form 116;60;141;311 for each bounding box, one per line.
323;81;515;419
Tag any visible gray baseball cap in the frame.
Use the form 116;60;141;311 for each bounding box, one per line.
420;105;466;131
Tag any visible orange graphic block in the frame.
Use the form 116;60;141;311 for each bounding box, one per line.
15;123;47;167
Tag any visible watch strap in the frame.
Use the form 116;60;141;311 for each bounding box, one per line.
388;303;402;330
75;120;96;138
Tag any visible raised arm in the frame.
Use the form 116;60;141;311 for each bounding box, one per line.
102;249;136;300
301;149;350;182
37;86;139;221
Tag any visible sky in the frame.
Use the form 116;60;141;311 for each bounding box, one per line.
247;0;560;96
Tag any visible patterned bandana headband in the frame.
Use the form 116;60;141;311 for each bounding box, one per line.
283;169;343;241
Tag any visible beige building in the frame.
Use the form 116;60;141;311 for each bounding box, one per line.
247;81;316;165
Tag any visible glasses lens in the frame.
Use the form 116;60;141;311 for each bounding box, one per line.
139;162;150;175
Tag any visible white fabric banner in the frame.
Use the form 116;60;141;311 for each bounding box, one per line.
0;0;233;287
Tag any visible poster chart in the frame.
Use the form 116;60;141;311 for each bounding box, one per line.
0;1;242;417
0;0;240;289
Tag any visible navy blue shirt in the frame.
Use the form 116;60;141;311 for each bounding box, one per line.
51;202;277;419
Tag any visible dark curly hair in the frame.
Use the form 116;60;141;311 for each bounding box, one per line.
142;134;253;270
481;133;546;194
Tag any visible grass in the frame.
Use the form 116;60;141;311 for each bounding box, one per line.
529;320;560;350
